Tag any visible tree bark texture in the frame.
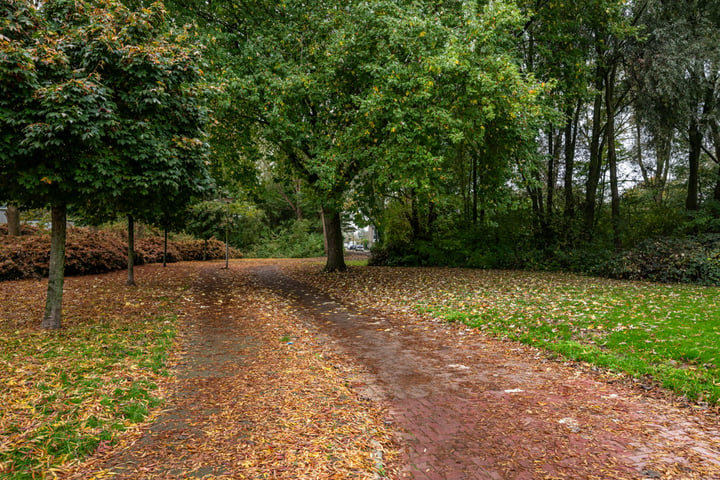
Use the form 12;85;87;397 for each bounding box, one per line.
41;203;66;329
127;214;136;286
563;101;580;223
686;117;701;211
584;83;605;237
605;66;622;251
6;204;20;236
322;206;346;272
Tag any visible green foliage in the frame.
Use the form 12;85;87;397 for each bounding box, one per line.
184;198;262;250
248;219;324;259
1;0;212;209
599;235;720;285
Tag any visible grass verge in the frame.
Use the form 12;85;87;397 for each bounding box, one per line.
0;266;187;479
419;274;720;404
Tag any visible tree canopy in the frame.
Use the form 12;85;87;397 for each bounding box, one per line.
0;0;212;327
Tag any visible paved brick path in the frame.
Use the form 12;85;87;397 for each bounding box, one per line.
258;265;720;480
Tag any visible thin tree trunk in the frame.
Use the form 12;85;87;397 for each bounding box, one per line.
711;124;720;203
686;117;701;211
6;204;20;236
605;66;622;251
546;126;561;243
584;80;605;237
322;206;346;272
163;228;168;267
41;203;66;329
563;100;580;225
472;154;478;225
654;133;671;206
127;214;136;286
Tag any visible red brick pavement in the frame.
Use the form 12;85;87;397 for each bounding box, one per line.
260;265;720;480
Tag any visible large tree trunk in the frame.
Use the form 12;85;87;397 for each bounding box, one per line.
41;203;66;329
127;214;136;286
320;208;328;256
605;66;622;251
322;206;346;272
686;117;701;211
6;204;20;236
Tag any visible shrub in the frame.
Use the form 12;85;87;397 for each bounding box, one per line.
248;220;324;259
599;234;720;285
64;230;127;276
0;229;243;281
137;236;181;264
0;224;41;236
174;238;239;261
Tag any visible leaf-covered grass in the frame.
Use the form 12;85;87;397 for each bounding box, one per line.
284;265;720;405
0;265;191;479
425;277;720;403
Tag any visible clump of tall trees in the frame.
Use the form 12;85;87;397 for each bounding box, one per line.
4;0;720;331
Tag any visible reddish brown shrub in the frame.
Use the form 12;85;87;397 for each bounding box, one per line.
0;228;242;281
137;236;181;264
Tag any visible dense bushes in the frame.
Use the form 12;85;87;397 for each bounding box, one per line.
598;235;720;285
0;228;242;281
369;231;720;286
247;219;324;258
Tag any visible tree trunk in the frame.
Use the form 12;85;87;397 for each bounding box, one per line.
322;206;346;272
710;124;720;203
409;190;422;240
163;228;168;267
605;66;622;251
41;203;66;329
653;133;671;206
127;214;136;286
545;126;561;243
6;204;20;236
686;117;701;211
563;101;580;223
320;208;328;255
584;82;605;237
472;154;478;225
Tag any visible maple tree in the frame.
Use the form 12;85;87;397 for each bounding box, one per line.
0;0;211;327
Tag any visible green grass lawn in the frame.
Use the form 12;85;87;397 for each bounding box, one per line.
416;271;720;404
